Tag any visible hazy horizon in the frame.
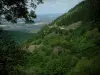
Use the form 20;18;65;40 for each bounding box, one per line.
35;0;83;15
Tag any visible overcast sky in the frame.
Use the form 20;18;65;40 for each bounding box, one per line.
35;0;83;15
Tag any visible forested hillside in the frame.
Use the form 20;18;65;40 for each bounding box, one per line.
22;0;100;75
0;0;100;75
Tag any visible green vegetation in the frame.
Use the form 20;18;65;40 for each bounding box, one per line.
21;0;100;75
0;29;29;75
1;0;100;75
0;0;43;23
8;31;36;45
50;1;89;26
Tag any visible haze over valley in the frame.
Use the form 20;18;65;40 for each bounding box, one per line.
0;13;61;33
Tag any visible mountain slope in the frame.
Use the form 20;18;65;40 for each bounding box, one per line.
22;1;100;75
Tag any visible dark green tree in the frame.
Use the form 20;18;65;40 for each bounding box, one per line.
0;0;43;22
86;0;100;21
0;29;28;74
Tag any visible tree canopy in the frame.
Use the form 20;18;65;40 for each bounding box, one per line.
0;0;43;22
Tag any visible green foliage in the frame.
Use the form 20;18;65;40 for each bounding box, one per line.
8;31;35;45
0;30;28;75
22;0;100;75
68;56;100;75
0;0;43;22
86;0;100;22
24;24;100;75
50;1;89;27
1;0;100;74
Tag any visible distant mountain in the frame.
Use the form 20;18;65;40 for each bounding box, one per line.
0;13;62;33
34;13;62;24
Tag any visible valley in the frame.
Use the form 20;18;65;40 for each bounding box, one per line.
0;0;100;75
0;14;61;45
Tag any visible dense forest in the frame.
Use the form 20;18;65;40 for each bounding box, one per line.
0;0;100;75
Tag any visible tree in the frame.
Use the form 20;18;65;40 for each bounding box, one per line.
0;0;43;22
86;0;100;22
0;29;28;74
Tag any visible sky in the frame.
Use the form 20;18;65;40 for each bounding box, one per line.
35;0;83;15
